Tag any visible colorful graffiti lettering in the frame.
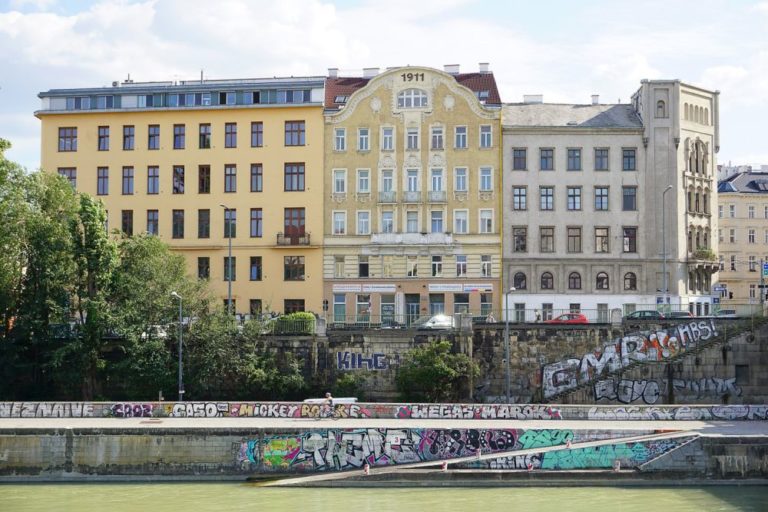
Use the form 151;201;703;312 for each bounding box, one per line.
171;402;228;417
518;429;574;450
539;439;681;469
594;379;661;404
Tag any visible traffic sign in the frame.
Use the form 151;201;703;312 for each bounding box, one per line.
763;263;768;277
713;284;727;292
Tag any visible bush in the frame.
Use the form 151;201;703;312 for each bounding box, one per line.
396;339;478;402
273;312;316;335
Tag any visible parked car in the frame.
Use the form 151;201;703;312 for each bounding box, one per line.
713;309;738;319
413;314;455;330
623;310;665;321
667;311;694;318
140;325;168;340
545;313;588;325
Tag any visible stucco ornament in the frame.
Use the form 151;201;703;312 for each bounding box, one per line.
370;97;382;113
443;95;455;110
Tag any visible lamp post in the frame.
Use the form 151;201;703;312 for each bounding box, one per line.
662;185;673;310
220;203;232;316
171;291;184;401
503;287;515;403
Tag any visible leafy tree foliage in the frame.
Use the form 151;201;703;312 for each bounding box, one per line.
396;339;478;402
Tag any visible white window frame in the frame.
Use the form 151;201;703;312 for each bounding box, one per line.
381;211;394;233
479;209;493;233
406;127;419;150
332;210;347;235
381;169;394;192
456;255;468;277
430;168;444;191
357;169;370;193
749;228;756;244
479;125;492;148
454;209;469;234
381;127;394;151
334;128;346;151
357;128;369;151
455;126;467;149
357;210;370;235
430;210;444;233
431;126;444;150
479;167;493;191
333;169;347;194
406;210;419;233
406;168;420;192
454;167;468;192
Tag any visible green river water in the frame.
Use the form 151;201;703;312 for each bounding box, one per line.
0;484;766;512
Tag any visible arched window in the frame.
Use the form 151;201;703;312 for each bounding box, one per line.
397;88;428;108
568;272;582;290
624;272;637;290
704;108;709;125
695;230;701;249
513;272;527;290
596;272;609;290
687;190;693;211
540;272;554;290
695;192;700;212
656;100;666;118
703;192;709;214
687;229;693;252
684;103;689;120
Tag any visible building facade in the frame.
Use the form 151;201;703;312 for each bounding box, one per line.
322;65;502;324
502;80;720;320
37;77;326;316
717;171;768;304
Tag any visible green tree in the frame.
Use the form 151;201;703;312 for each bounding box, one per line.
396;339;478;402
49;194;118;399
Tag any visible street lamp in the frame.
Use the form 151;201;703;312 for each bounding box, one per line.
220;203;232;316
171;291;184;401
662;185;674;310
503;286;516;403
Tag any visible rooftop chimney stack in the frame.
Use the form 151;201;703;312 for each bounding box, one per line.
444;64;460;74
328;68;339;78
363;67;380;78
523;94;543;104
479;62;490;74
591;94;599;105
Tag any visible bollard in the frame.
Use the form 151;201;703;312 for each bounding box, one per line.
527;462;533;471
441;461;448;472
363;463;370;476
475;448;481;460
565;439;572;449
613;460;621;472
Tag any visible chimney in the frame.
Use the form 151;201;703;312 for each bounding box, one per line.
328;68;338;78
363;67;380;78
523;94;543;104
479;62;490;74
591;94;599;105
444;64;460;74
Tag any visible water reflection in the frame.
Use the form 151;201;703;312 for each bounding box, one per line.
0;484;765;512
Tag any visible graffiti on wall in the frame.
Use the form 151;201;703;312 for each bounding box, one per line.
542;321;718;398
396;404;562;420
595;377;742;404
0;402;94;418
257;428;519;471
167;401;371;419
537;439;681;469
587;405;768;421
109;403;154;418
336;352;388;370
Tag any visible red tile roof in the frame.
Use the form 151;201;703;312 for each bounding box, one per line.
325;71;501;110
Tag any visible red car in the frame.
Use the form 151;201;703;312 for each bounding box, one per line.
545;313;589;324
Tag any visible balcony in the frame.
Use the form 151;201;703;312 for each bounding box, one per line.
378;191;397;203
428;190;447;203
371;232;454;245
403;191;421;203
277;232;310;246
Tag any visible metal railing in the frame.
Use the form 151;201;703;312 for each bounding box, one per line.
276;232;310;245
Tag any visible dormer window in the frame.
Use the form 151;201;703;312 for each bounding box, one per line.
334;95;348;104
397;88;428;108
476;90;490;100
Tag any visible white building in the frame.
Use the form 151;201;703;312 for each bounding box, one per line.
502;80;720;321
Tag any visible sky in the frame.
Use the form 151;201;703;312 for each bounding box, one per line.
1;0;767;171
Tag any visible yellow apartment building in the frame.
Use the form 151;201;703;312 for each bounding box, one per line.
322;65;502;325
37;77;326;316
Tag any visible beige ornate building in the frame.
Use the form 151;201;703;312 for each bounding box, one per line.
717;171;768;305
502;80;720;320
322;65;502;324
